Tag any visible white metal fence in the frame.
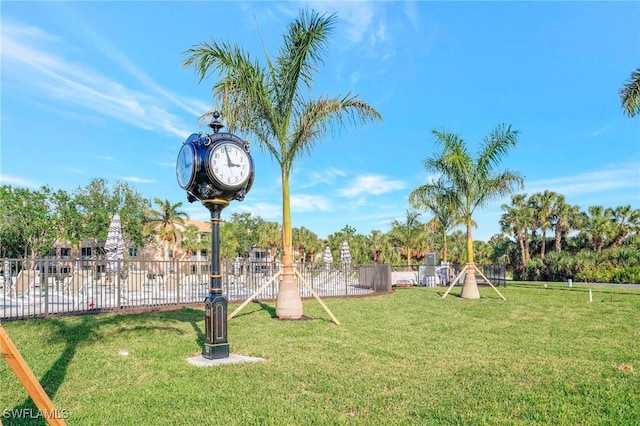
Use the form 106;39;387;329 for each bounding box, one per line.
1;258;382;321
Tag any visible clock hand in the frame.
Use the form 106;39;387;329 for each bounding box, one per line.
224;146;234;167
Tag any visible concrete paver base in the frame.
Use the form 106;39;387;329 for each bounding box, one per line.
187;353;264;367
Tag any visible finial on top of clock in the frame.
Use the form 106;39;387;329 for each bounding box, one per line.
208;110;224;134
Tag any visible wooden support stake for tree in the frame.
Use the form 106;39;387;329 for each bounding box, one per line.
294;268;341;325
441;267;467;299
474;264;507;301
227;271;282;320
0;324;67;426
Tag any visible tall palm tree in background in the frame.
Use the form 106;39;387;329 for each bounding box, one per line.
180;224;200;260
550;195;581;252
258;221;281;274
182;8;382;319
145;198;189;263
409;176;464;263
619;67;640;117
419;125;523;299
387;210;428;267
500;194;531;270
582;206;613;252
292;226;321;264
367;230;385;263
529;190;555;259
608;205;640;247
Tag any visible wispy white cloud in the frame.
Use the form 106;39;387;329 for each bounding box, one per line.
58;166;84;175
298;167;347;188
0;174;40;188
121;176;154;184
338;174;406;197
291;194;332;212
590;123;616;137
96;155;115;161
238;202;281;220
0;20;198;139
524;161;640;197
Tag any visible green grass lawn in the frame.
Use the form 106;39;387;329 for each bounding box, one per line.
1;283;639;425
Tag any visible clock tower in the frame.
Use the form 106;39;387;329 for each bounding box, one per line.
175;111;255;359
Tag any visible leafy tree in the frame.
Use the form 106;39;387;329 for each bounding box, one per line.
619;67;640;117
0;185;56;260
419;124;523;298
228;212;264;257
72;178;150;251
145;198;189;261
219;222;240;260
112;181;151;248
327;225;368;267
182;8;382;319
74;178;119;248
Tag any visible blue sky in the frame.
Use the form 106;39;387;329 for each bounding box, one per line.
1;1;639;242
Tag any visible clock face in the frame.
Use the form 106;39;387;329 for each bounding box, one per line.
176;143;196;189
208;142;251;188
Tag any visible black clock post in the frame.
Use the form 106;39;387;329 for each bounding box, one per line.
202;199;229;359
175;111;255;359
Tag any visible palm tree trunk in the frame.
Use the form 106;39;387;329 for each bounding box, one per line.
275;170;303;319
461;217;480;299
517;230;527;269
441;231;447;262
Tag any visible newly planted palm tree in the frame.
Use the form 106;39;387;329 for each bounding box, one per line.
417;125;523;299
182;8;382;318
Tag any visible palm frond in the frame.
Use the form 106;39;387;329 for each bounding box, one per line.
283;93;381;171
620;67;640;117
477;124;519;176
275;9;337;120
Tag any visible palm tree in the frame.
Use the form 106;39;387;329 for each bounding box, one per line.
367;230;385;263
550;195;581;252
620;67;640;117
528;190;555;259
145;198;189;263
257;221;281;274
500;194;531;271
409;176;464;263
292;226;321;265
582;205;613;252
180;224;200;260
387;210;427;267
608;205;640;247
419;125;523;299
182;9;382;319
